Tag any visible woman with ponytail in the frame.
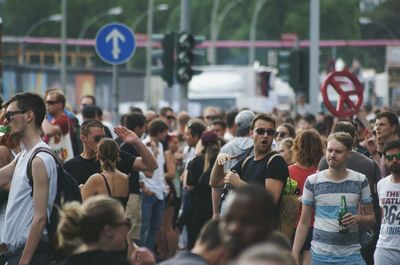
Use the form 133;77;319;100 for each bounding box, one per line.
81;138;129;208
56;195;132;265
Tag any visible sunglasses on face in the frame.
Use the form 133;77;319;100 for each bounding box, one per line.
166;115;176;120
385;152;400;161
45;100;60;105
275;131;287;138
4;110;27;121
92;135;105;143
254;128;276;137
205;115;217;120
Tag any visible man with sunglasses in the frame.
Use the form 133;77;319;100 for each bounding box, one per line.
64;120;157;186
0;92;58;265
374;140;400;265
211;113;288;207
42;90;74;162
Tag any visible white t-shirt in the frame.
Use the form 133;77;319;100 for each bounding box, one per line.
140;140;166;200
1;142;57;251
376;175;400;250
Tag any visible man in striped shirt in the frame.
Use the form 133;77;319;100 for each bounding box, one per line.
293;132;375;265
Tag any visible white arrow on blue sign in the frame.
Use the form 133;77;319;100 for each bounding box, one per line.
95;23;136;65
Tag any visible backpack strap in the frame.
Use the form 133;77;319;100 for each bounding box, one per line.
26;147;60;239
100;173;112;196
27;147;61;196
241;156;252;170
266;152;280;167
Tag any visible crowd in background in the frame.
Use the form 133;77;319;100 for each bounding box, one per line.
0;89;399;265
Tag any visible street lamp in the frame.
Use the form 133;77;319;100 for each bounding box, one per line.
21;13;62;64
77;6;123;41
209;0;244;65
131;4;169;33
359;17;396;40
249;0;267;65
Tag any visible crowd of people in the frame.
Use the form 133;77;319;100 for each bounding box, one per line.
0;89;399;265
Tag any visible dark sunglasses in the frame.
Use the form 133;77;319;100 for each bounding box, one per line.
275;131;287;138
385;152;400;161
4;110;27;121
205;115;217;120
254;128;276;137
112;217;132;229
46;100;60;105
93;135;105;143
166;115;176;120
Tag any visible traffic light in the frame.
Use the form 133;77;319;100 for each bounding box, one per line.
175;32;194;84
256;70;272;97
161;33;175;87
289;49;309;96
278;50;290;82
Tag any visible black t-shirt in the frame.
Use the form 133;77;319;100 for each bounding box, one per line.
63;151;135;185
56;250;130;265
231;152;288;187
119;142;141;194
187;155;216;210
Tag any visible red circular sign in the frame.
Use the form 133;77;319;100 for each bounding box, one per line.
321;70;363;117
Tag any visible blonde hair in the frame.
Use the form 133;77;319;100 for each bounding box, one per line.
57;195;124;254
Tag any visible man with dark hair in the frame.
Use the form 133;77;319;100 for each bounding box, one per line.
211;113;288;206
224;110;238;142
0;92;57;265
374;140;400;265
117;112;147;250
372;111;399;177
318;121;381;265
211;119;227;139
177;119;206;249
220;185;276;260
76;94;96;124
159;219;227;265
81;105;113;138
63;120;157;185
140;119;169;251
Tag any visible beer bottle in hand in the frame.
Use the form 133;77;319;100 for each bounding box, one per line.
338;195;348;234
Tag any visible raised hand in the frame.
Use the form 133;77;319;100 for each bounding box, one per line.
114;126;140;145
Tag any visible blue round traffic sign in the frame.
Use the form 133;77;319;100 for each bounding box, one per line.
95;23;136;65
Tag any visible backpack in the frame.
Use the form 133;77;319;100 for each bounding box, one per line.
27;147;82;249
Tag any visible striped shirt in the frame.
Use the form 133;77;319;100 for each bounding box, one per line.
302;169;372;264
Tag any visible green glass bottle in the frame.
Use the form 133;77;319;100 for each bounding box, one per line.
338;195;348;234
0;125;9;137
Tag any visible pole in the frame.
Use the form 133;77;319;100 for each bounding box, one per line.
112;65;119;124
179;0;190;111
144;0;154;110
209;0;220;65
215;0;243;41
61;0;67;95
249;0;267;65
309;0;320;114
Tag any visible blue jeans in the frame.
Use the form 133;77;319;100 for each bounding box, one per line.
140;193;165;250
